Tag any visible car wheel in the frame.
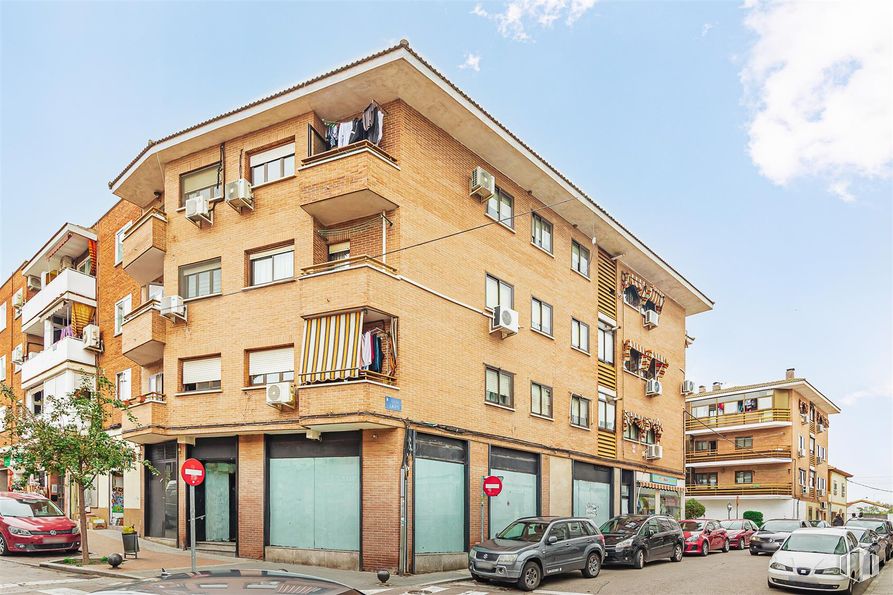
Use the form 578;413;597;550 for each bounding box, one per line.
767;579;778;590
470;573;489;583
842;574;855;595
517;561;541;591
670;543;683;562
722;539;730;553
0;535;7;556
749;549;759;556
701;541;709;556
738;538;745;550
633;548;645;569
582;551;601;578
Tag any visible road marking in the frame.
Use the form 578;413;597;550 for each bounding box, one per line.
37;589;88;595
420;587;448;593
0;579;82;589
364;589;392;594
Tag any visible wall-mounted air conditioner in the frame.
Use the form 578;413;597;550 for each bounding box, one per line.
646;379;662;397
470;167;495;201
682;380;695;395
225;179;254;212
265;382;294;408
82;324;102;352
185;196;212;227
645;444;663;460
160;295;187;322
643;309;659;328
798;447;806;457
491;305;519;338
818;423;825;433
26;276;41;291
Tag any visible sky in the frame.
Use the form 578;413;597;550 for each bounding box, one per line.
1;1;891;503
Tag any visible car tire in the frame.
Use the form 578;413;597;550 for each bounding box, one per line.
517;561;541;591
842;574;855;595
582;551;601;578
0;535;7;556
470;573;489;583
701;541;709;556
738;538;745;550
749;549;759;556
632;548;645;569
722;539;730;553
670;543;683;562
767;579;778;590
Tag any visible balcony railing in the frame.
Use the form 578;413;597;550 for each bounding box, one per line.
122;209;166;285
686;446;792;463
686;483;792;496
21;269;96;334
301;255;396;277
298;368;396;387
685;408;791;431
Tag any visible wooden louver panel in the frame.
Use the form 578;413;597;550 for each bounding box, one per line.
597;429;617;459
597;249;617;319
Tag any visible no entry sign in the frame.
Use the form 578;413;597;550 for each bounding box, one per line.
180;458;205;486
483;475;503;497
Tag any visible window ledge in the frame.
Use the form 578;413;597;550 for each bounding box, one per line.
241;386;266;391
571;346;591;357
252;174;295;191
622;368;645;380
570;423;592;431
571;268;591;282
530;242;554;258
174;389;223;397
484;213;516;234
183;293;222;304
622;437;659;446
484;401;515;412
531;328;554;340
241;278;296;292
530;412;553;422
598;426;617;433
598;357;616;367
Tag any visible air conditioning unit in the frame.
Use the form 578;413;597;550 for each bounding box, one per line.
159;295;187;322
82;324;102;352
682;380;696;395
185;195;212;226
798;447;806;457
801;486;808;495
265;382;294;408
11;347;23;365
470;166;495;200
800;413;808;423
645;379;662;397
26;276;41;291
645;444;663;460
491;305;519;337
818;423;825;433
643;309;659;328
225;178;254;212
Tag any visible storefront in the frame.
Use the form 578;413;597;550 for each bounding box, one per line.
145;441;178;540
620;469;635;515
189;437;237;544
413;434;467;564
489;447;539;537
635;472;683;519
572;462;613;528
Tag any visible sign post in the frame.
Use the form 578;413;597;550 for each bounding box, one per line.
180;458;205;573
480;475;503;542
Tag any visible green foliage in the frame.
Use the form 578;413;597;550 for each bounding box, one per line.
743;510;764;527
685;498;706;519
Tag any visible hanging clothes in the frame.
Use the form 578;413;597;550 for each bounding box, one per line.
348;117;365;144
371;335;383;373
368;108;384;145
337;121;355;147
359;331;373;369
325;122;339;151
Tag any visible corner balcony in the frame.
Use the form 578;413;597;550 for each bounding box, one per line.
121;394;169;444
296;380;402;431
122;210;166;285
686;483;793;498
685;408;791;435
299;256;399;317
686;446;793;468
21;336;96;389
21;269;96;336
121;301;165;366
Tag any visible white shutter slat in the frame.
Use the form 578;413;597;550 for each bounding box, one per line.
249;143;295;167
249;347;294;376
183;357;221;384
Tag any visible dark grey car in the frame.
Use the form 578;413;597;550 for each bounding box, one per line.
846;518;893;563
469;516;605;591
749;518;809;555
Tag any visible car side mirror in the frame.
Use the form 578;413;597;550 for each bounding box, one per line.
547;535;558;545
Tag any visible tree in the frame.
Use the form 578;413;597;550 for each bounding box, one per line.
1;374;153;565
685;498;705;519
743;510;764;527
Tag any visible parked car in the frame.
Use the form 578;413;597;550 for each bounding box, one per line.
846;518;893;563
0;492;81;555
468;516;605;591
680;519;729;555
767;528;863;593
720;518;759;550
92;569;361;595
829;526;885;565
809;520;831;528
599;514;684;569
750;519;810;555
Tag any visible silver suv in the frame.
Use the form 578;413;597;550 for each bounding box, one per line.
469;516;605;591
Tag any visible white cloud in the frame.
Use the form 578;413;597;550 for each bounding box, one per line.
472;0;597;42
459;52;482;72
839;384;893;407
740;1;893;202
701;22;716;37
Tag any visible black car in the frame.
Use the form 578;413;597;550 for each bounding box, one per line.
469;517;605;591
599;514;684;569
749;518;809;555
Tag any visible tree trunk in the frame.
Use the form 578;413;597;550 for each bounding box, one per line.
76;481;89;565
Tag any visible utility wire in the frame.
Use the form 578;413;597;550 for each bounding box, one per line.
847;480;893;494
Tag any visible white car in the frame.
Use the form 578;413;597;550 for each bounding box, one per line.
767;528;869;593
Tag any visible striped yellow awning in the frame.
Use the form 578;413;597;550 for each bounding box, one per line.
71;303;95;337
300;311;365;383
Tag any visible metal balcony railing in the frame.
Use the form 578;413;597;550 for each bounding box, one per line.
685;408;791;431
686;446;792;463
686;482;792;496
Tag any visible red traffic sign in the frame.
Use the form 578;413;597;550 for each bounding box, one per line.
483;475;503;497
181;458;205;487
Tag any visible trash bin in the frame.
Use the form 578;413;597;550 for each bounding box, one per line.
122;532;139;559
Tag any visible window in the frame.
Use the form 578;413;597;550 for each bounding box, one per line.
182;356;222;393
597;389;616;431
179;258;222;299
735;436;753;450
249;347;295;386
833;481;838;496
114;222;133;265
250;246;294;286
115;369;132;401
735;470;754;484
809;435;816;454
693;472;717;486
327;241;350;264
530;298;552;336
570;395;590;428
623;422;640;441
485;366;513;407
250;143;295;186
623;285;641;309
530;213;552;253
76;257;91;275
597;320;615;364
643;358;658;380
485;274;513;310
624;348;642;374
571;318;590;353
799;434;805;451
114;295;132;335
571;240;590;277
799;468;807;485
181;163;222;207
0;355;6;382
148;372;164;395
694;440;717;451
841;484;846;498
530;382;552;418
486;188;514;228
0;301;6;332
643;429;656;444
809;470;816;488
29;390;44;416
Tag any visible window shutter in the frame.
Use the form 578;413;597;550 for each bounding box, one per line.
249;347;294;376
182;165;220;194
250;144;295;167
183;357;221;384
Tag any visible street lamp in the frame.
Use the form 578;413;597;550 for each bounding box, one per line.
727;502;733;520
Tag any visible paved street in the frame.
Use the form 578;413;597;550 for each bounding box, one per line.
0;558;126;595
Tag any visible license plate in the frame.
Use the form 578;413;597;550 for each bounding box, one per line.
43;537;68;544
475;561;495;571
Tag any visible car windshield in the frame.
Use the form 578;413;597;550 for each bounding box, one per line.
720;521;743;530
781;534;847;555
496;521;549;542
761;520;802;532
600;517;645;535
847;519;886;533
0;498;64;517
681;521;706;531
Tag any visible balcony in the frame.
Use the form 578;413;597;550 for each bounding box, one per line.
686;483;793;497
299;256;399;316
121;394;169;444
296;379;401;423
122;210;166;284
686;446;793;468
20;335;96;388
299;140;399;226
685;408;791;435
122;301;165;366
21;269;96;336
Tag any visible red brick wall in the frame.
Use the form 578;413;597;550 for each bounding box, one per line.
238;434;265;559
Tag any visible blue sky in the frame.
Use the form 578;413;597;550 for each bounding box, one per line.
1;1;891;501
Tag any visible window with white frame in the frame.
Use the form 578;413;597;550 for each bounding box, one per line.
571;240;590;277
486;188;514;228
250;143;295;186
597;320;615;364
114;295;132;335
115;222;133;265
0;355;6;382
28;389;44;416
530;213;552;253
485;366;513;408
485;274;513;311
115;369;132;401
180;163;222;207
530;297;553;336
571;318;590;353
179;258;222;299
598;389;616;431
0;301;6;332
735;470;754;484
248;346;295;386
147;372;163;395
799;468;807;485
530;382;552;418
181;356;222;393
327;241;350;264
249;246;294;286
570;395;590;428
809;470;816;488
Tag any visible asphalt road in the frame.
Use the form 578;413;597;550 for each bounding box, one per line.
0;557;127;595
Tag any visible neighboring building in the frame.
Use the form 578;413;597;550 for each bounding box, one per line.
685;368;840;522
847;499;893;519
828;466;852;520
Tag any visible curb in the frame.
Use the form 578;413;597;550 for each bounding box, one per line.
39;561;144;581
367;573;472;591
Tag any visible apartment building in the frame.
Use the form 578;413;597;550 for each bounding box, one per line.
685;368;840;522
828;466;852;520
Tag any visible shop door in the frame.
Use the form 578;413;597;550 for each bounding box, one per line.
189;438;237;543
145;442;178;539
572;462;612;528
414;434;467;556
489;447;539;537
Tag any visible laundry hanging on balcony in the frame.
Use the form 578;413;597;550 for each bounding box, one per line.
71;303;95;337
300;310;365;383
323;102;385;150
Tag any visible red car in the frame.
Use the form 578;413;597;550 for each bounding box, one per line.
0;492;80;555
719;518;759;550
680;519;729;556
